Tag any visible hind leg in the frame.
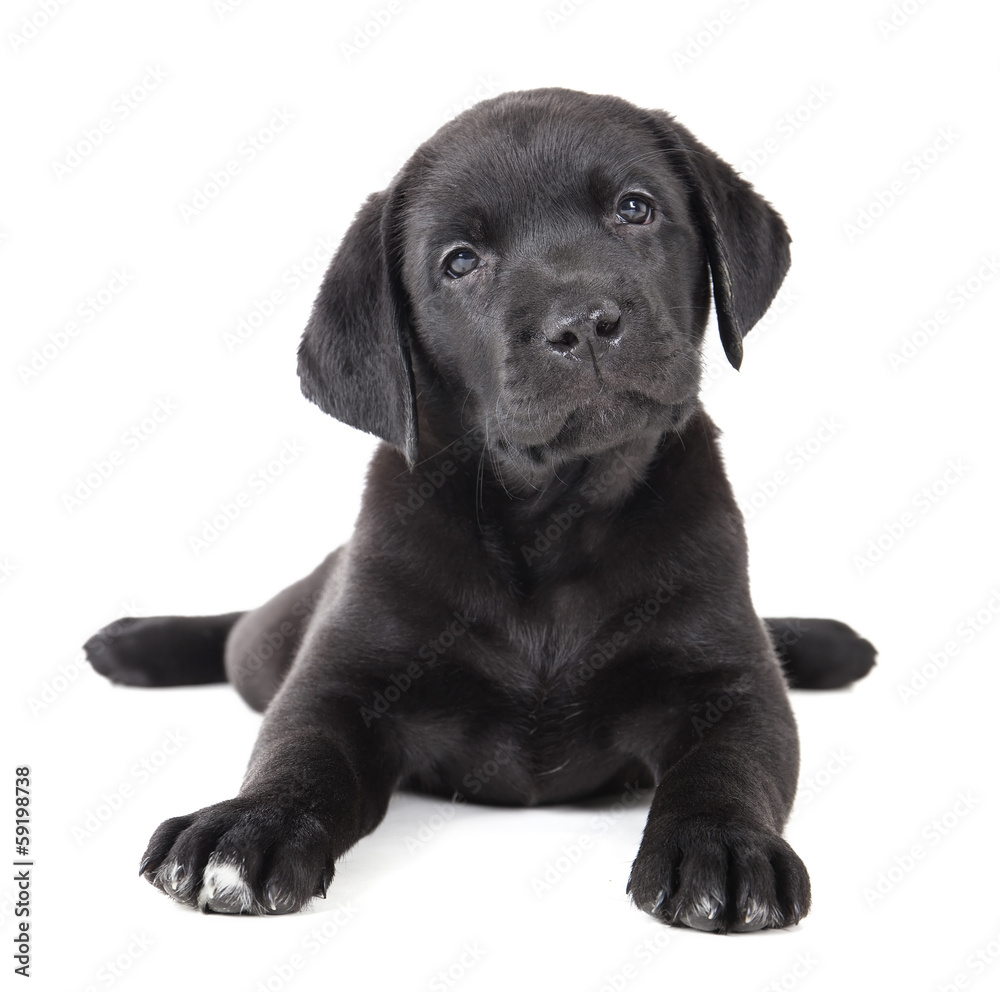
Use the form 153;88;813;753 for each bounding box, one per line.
86;612;242;686
225;549;343;712
85;550;343;702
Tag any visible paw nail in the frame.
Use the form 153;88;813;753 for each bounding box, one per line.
169;864;184;891
138;857;152;876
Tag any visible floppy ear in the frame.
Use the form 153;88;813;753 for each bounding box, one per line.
297;187;418;465
647;112;791;369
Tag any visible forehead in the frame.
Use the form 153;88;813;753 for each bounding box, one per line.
403;93;689;243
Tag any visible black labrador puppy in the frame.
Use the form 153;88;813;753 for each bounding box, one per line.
86;88;875;933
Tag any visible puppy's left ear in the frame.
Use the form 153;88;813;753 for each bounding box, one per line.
297;183;418;465
647;112;791;369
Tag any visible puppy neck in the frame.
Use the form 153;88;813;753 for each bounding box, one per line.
415;405;699;516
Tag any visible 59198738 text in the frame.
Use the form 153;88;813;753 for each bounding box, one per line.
14;766;32;979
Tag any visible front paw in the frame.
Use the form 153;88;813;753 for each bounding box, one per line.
139;797;334;915
626;817;810;933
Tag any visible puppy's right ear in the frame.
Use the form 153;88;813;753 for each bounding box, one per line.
297;188;418;466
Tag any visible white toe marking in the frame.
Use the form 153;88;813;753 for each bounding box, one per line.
198;857;254;912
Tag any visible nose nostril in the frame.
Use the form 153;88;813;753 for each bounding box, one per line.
544;303;622;354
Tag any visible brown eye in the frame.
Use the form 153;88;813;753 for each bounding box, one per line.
616;195;653;225
444;249;480;278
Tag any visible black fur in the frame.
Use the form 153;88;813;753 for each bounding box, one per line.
86;89;875;931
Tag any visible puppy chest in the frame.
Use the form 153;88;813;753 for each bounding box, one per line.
406;706;628;806
381;598;664;803
397;658;633;805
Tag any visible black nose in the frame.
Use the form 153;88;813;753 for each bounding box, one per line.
543;300;623;356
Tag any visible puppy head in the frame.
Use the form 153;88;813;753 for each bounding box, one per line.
299;89;790;469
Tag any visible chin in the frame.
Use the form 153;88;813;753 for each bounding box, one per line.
494;391;693;468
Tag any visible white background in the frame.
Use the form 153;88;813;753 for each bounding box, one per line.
3;0;999;989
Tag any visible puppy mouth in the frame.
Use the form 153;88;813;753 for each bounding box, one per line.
494;390;663;458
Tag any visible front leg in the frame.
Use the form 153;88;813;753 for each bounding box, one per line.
627;659;810;933
140;674;398;914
